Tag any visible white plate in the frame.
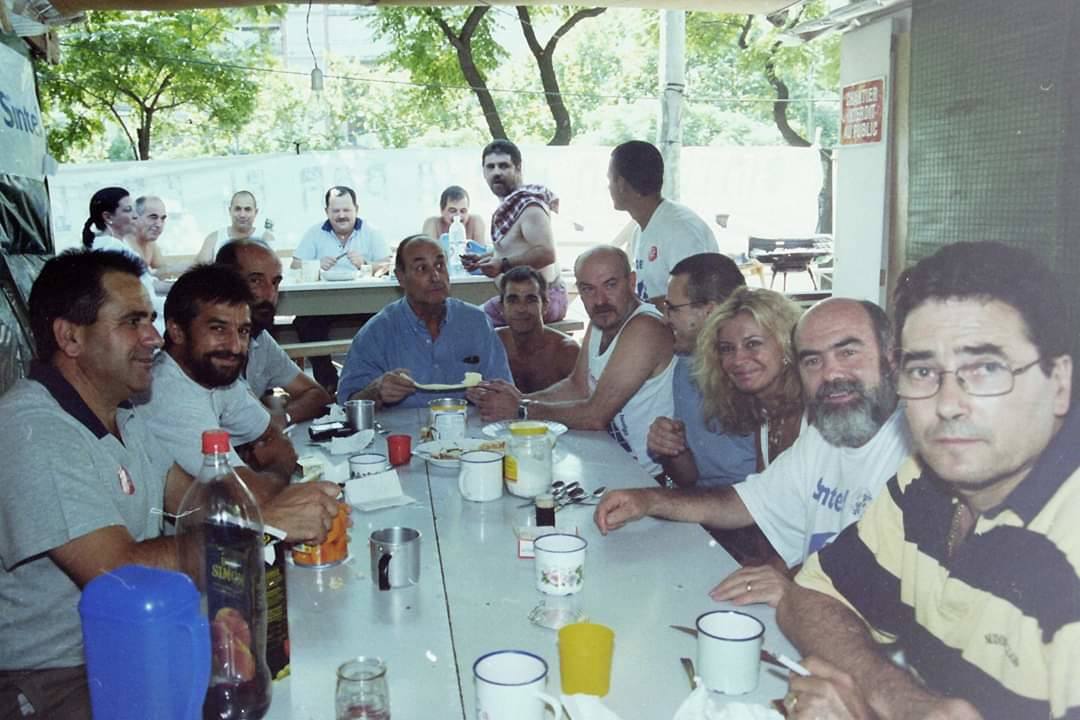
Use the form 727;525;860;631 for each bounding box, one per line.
321;268;356;281
481;420;568;439
413;438;507;468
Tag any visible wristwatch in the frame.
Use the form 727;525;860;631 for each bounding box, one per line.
517;399;531;420
500;257;512;274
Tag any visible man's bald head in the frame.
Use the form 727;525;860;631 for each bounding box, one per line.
794;297;896;448
574;245;632;278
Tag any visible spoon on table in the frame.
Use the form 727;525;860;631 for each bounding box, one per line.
556;486;607;510
516;481;581;508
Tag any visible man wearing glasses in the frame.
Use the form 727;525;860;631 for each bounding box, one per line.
778;241;1079;720
645;252;755;488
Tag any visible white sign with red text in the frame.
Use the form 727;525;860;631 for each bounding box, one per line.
841;78;886;146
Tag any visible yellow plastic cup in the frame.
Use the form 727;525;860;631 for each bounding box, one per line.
558;622;615;696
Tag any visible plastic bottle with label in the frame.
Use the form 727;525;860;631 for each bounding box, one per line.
176;429;271;720
448;214;467;276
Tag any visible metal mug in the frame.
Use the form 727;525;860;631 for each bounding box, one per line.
346;399;375;432
369;527;421;591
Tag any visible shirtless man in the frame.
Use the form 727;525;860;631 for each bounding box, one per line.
469;246;675;477
194;190;276;265
463;139;567;325
128;195;167;271
496;266;579;392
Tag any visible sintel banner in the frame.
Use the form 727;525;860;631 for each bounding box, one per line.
0;42;46;179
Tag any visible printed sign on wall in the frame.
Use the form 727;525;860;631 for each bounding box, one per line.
0;43;47;179
840;78;886;146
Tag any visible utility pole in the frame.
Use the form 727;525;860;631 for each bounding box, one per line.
658;10;686;201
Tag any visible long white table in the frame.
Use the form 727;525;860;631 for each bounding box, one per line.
266;407;796;719
277;275;497;317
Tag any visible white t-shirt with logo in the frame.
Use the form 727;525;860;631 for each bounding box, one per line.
734;409;912;568
630;200;718;300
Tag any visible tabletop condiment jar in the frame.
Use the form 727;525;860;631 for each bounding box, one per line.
505;421;552;498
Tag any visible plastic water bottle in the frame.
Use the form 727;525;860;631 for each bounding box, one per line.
176;429;271;720
448;214;467;276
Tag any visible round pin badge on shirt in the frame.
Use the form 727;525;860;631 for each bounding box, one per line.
648;246;659;261
118;466;135;496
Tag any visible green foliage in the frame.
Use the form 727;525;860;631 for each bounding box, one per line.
39;8;278;160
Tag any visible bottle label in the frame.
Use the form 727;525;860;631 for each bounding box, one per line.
205;522;266;686
263;533;290;681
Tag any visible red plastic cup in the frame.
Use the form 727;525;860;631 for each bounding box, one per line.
387;434;412;466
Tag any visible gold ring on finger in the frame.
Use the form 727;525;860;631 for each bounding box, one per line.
783;691;798;712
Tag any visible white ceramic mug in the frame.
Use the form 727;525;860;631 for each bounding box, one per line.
533;533;586;596
349;452;389;478
459;450;504;502
473;650;562;720
695;609;764;695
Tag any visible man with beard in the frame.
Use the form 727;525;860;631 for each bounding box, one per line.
462;139;567;326
215;241;331;423
0;252;338;718
495;266;579;392
594;298;911;607
337;235;511;408
777;243;1079;720
469;246;675;477
137;264;297;480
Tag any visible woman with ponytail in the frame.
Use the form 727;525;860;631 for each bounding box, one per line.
81;187;135;249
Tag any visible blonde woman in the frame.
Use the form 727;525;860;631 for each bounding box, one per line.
693;286;803;569
695;286;804;470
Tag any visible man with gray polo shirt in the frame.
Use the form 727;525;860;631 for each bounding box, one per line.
136;264;297;479
0;251;339;719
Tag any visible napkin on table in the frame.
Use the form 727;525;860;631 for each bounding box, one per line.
326;429;375;455
314;405;347;424
672;687;783;720
561;694;625;720
345;469;416;512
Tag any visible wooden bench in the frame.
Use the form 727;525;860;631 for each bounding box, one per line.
279;319;586;362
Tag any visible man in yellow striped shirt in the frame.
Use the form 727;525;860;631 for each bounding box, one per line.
777;241;1079;720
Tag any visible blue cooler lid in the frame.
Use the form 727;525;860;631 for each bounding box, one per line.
79;564;201;624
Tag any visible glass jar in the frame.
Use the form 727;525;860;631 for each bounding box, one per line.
504;421;552;498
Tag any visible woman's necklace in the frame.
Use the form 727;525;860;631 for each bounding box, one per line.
765;407;789;462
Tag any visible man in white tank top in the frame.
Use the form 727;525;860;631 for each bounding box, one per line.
194;190;276;265
470;246;675;477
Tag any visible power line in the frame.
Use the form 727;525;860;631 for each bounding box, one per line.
57;40;840;107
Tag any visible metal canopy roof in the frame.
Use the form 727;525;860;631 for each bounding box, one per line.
47;0;799;15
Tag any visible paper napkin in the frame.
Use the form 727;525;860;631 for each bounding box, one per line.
673;688;783;720
326;429;375;455
561;694;625;720
345;469;416;512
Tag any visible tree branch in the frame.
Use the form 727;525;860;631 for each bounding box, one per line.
516;6;544;58
737;14;753;49
460;5;489;42
546;7;606;56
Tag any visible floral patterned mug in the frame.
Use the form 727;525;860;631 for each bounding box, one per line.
533;533;587;596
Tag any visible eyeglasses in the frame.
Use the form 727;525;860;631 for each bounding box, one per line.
662;300;698;315
896;357;1041;400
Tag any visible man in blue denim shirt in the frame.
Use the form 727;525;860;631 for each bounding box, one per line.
337;235;512;408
